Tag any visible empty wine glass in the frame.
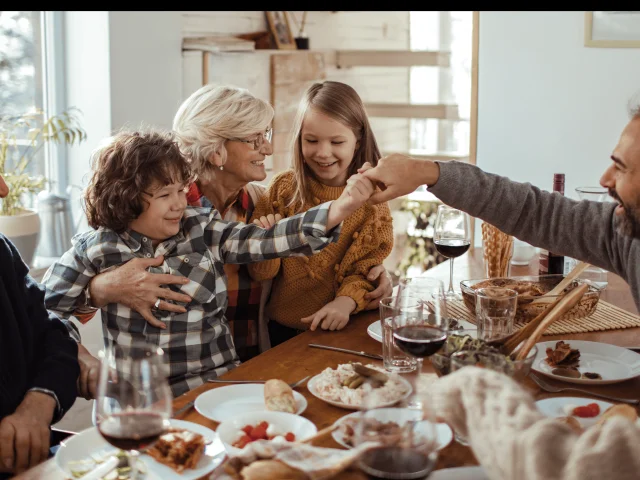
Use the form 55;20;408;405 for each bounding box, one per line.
355;384;439;479
95;342;172;479
433;205;471;300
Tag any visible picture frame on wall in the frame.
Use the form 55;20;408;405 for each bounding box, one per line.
584;11;640;48
266;11;297;50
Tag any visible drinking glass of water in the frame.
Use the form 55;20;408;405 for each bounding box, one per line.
434;205;471;300
475;287;517;342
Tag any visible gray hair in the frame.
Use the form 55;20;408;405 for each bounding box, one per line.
627;92;640;118
172;84;274;179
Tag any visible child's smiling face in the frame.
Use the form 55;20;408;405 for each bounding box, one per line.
128;180;188;245
301;108;359;187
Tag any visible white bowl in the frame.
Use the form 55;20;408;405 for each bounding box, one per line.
216;411;317;456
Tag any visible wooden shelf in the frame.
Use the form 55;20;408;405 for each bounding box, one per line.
365;103;459;120
197;49;450;68
385;151;469;162
336;50;450;68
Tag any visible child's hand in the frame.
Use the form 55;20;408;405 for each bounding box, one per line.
301;296;356;331
326;174;375;230
252;213;282;229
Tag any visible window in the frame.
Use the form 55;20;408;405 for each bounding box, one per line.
409;11;472;157
1;11;65;203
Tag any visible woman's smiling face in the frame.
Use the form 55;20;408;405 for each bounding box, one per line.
301;108;359;187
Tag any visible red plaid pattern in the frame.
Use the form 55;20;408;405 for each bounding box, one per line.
187;183;262;361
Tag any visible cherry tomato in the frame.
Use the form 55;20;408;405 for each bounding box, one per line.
250;421;269;440
233;434;252;449
284;432;296;442
572;403;601;418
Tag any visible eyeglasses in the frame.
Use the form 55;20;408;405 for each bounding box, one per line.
230;128;273;151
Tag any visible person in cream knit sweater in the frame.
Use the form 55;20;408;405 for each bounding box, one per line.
430;367;640;480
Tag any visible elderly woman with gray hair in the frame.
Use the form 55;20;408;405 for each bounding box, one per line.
74;84;392;397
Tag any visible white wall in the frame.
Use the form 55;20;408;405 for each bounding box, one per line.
475;11;640;244
64;11;183;219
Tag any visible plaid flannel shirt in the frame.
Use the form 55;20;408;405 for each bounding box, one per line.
187;183;264;361
43;202;340;397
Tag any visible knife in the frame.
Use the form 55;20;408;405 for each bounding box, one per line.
172;400;194;417
308;343;383;360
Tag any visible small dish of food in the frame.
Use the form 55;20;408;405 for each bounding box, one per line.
536;397;640;432
430;330;537;382
306;363;412;410
532;340;640;385
332;408;453;451
216;411;317;456
460;274;602;324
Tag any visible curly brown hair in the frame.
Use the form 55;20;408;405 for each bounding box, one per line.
84;130;194;233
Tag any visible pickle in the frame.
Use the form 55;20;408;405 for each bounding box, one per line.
348;375;364;389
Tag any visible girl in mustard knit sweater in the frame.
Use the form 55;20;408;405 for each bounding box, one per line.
248;81;394;346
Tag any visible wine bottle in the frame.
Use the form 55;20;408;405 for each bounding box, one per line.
539;173;565;275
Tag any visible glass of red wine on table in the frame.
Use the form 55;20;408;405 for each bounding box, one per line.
393;278;449;402
355;279;446;478
355;378;439;480
433;205;471;301
95;342;173;479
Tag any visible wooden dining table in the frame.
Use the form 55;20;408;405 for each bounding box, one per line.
16;249;640;479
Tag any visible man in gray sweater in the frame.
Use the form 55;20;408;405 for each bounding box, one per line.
362;104;640;310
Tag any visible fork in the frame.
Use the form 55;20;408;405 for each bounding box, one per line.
207;375;311;389
530;373;640;405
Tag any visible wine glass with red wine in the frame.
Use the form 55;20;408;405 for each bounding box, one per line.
95;342;172;478
355;381;439;479
433;205;471;300
393;278;448;382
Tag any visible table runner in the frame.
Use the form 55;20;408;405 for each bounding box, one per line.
447;298;640;335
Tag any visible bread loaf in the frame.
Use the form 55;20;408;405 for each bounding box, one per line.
264;379;296;414
556;416;584;434
595;404;638;426
241;460;308;480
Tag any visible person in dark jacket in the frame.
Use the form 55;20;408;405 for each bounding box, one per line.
0;173;80;476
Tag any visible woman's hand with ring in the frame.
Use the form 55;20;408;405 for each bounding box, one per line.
88;256;192;328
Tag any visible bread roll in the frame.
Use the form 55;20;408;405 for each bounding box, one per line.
556;416;583;434
241;460;308;480
264;379;296;414
595;404;638;427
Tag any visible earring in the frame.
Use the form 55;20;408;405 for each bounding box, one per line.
219;165;224;171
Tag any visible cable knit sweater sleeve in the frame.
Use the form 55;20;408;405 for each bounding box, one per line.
335;202;394;313
430;367;640;480
246;172;293;282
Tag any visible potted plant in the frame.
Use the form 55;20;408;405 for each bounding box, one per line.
0;107;86;265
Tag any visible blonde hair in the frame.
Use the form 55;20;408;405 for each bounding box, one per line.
172;84;274;180
289;81;381;211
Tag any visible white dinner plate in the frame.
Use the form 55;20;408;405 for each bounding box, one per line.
306;372;413;410
55;419;225;480
194;384;307;422
367;320;383;343
532;340;640;385
430;466;489;480
331;408;453;451
536;396;640;429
